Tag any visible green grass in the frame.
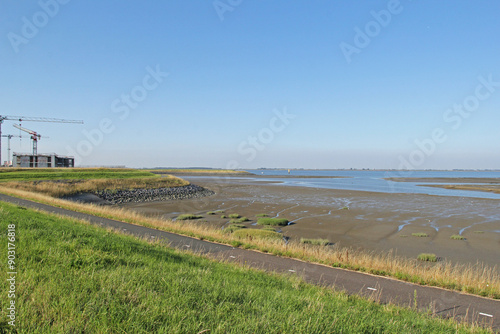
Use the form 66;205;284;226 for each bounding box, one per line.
257;217;289;226
0;168;157;182
412;233;429;238
417;253;438;262
450;235;466;240
221;215;227;219
263;226;276;232
0;202;489;333
230;217;250;224
176;214;203;220
228;214;241;219
255;213;269;217
300;238;330;246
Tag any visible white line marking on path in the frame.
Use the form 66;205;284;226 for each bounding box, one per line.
479;312;493;318
367;287;377;291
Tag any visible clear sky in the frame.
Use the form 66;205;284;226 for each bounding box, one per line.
1;1;499;169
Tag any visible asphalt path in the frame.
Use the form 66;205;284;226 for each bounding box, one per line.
1;193;498;331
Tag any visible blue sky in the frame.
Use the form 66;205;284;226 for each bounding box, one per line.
1;1;499;169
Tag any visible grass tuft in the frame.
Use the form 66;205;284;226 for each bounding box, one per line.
230;217;250;224
256;213;269;217
450;235;465;240
233;229;283;241
228;214;241;219
417;253;438;262
412;233;428;237
177;214;203;221
300;238;330;246
208;210;225;215
257;218;289;226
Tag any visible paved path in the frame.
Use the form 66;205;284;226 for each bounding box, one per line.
1;193;498;331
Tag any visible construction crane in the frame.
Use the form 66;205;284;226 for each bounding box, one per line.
0;115;83;166
1;134;27;166
13;124;46;156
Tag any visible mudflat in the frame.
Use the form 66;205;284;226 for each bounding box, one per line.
423;184;500;195
385;177;500;183
120;176;500;269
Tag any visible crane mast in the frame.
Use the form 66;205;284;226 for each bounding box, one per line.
0;115;83;166
1;135;25;166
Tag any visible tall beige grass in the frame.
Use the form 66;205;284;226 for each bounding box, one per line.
0;176;188;197
0;185;498;299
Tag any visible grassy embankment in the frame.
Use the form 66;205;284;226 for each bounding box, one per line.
0;202;491;333
149;168;251;174
0;168;188;197
0;168;499;299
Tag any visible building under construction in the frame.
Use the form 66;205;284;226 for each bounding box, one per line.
13;153;74;168
0;115;83;168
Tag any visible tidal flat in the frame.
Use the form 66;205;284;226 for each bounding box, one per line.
121;176;500;269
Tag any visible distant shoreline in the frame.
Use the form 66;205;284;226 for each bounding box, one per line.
385;177;500;183
385;177;500;195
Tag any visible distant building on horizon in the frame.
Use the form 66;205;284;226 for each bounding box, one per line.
13;153;74;168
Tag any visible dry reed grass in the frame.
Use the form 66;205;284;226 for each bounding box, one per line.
0;185;498;299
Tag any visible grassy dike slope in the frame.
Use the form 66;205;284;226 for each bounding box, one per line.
0;168;158;181
0;202;489;333
0;168;188;198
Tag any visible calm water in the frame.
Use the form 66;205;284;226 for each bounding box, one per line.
244;170;500;200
